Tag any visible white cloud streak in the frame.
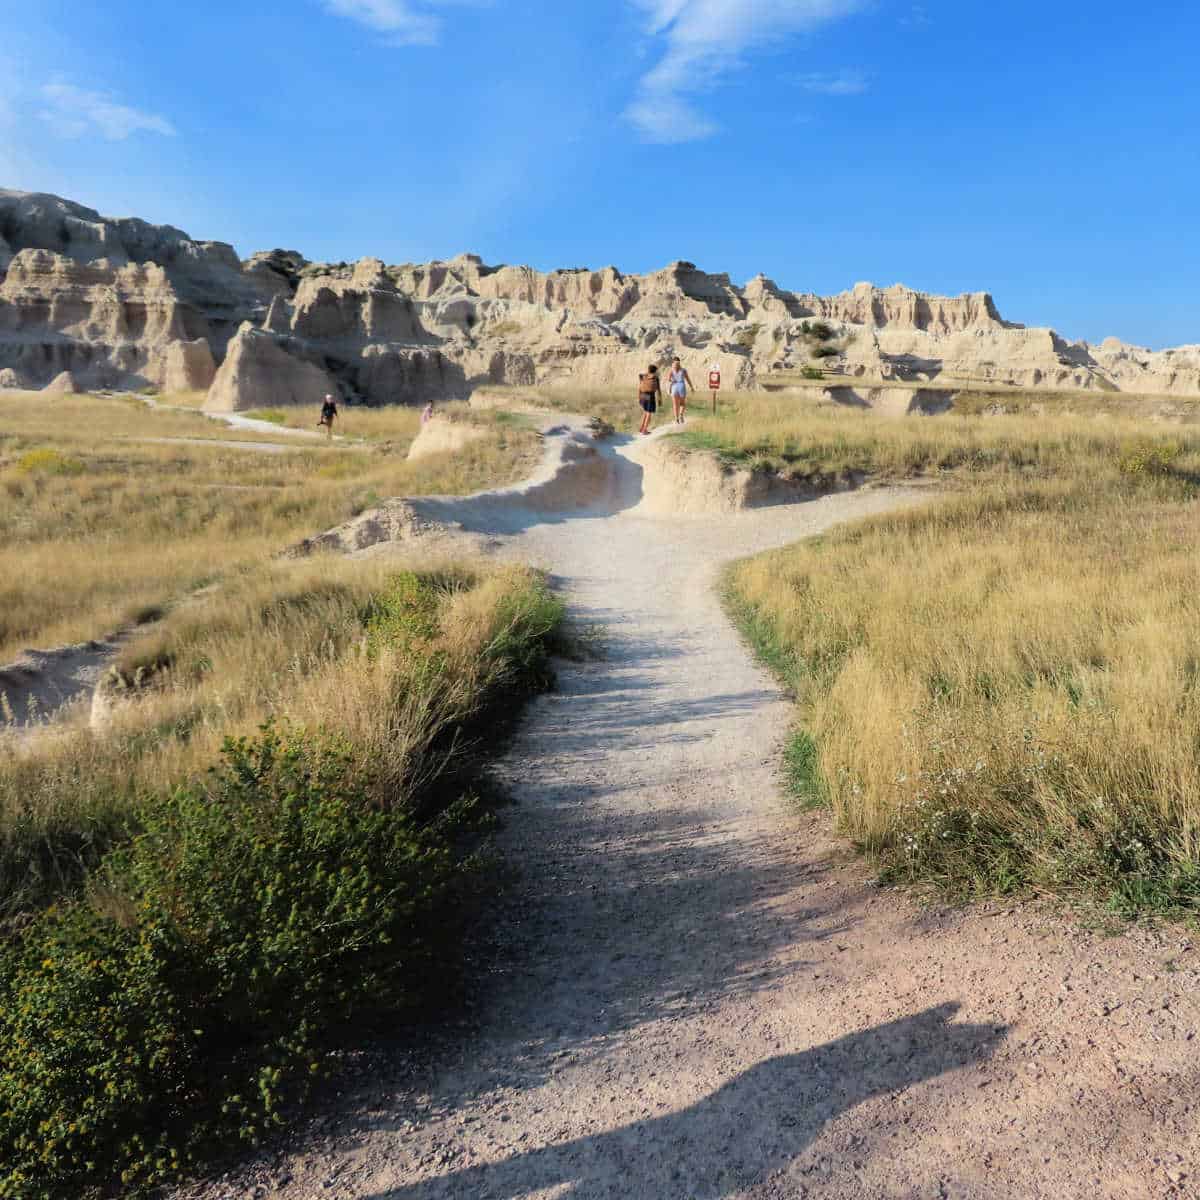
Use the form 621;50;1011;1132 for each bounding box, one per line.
321;0;484;46
797;68;868;95
626;0;866;142
39;83;176;141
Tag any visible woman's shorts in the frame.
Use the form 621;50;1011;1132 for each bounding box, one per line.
671;384;687;399
639;395;657;414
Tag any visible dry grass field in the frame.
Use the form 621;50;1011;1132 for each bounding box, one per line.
713;391;1200;914
0;393;540;661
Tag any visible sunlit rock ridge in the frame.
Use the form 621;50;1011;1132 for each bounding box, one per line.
1;189;1196;407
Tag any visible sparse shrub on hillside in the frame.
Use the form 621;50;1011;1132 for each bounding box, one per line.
1117;438;1182;477
15;448;85;476
801;366;824;381
735;324;762;349
811;345;841;360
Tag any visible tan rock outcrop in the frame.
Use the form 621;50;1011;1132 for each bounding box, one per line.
204;324;335;412
42;370;79;394
2;187;1197;406
154;338;217;393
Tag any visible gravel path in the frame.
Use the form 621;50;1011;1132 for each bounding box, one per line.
187;427;1200;1200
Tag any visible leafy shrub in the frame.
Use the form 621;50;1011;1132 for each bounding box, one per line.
812;345;841;360
15;448;85;476
364;568;469;655
1117;438;1182;477
801;366;824;381
0;729;474;1198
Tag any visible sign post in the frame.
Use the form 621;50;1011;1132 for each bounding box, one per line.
708;363;721;414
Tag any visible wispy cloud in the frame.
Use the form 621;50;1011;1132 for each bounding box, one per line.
625;0;867;143
321;0;484;46
38;83;176;140
797;68;868;95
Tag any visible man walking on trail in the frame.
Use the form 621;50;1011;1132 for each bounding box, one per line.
319;394;338;440
637;365;661;436
667;357;696;425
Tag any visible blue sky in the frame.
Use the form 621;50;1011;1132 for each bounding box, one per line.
1;0;1197;347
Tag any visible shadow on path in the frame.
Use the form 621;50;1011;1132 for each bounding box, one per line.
370;1004;1004;1199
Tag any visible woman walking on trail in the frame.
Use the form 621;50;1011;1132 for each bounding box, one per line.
637;365;661;436
667;357;695;424
318;394;338;441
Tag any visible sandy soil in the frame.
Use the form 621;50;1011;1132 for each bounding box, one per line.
179;423;1200;1200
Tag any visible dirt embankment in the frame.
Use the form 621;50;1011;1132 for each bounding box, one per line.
405;416;490;461
634;436;865;515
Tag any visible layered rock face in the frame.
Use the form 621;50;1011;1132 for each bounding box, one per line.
0;188;1196;406
0;190;284;392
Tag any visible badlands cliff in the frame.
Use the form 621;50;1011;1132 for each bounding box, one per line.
1;188;1197;408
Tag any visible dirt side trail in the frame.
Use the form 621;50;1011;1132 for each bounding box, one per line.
187;426;1200;1200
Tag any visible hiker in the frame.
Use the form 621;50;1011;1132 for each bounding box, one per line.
318;393;338;440
667;357;696;424
637;365;661;435
421;400;434;425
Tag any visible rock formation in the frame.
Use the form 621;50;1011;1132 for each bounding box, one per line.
0;187;1196;407
206;324;335;412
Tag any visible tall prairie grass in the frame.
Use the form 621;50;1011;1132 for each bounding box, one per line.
0;555;560;921
682;389;1200;484
0;394;539;659
724;397;1200;914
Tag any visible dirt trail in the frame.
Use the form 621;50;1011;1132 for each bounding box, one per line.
179;424;1199;1199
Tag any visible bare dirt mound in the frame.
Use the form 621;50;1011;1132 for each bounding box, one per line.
0;638;123;732
634;436;865;515
405;416;489;461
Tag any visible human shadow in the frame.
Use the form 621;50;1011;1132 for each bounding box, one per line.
370;1004;1004;1199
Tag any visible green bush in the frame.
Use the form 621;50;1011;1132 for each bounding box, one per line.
0;729;473;1198
800;366;824;381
